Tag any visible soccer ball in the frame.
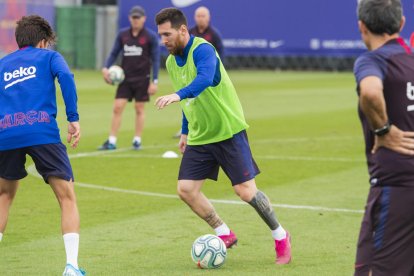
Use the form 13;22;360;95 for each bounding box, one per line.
191;234;227;269
108;65;125;84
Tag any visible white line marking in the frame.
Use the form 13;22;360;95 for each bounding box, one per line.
93;154;363;163
257;155;364;162
407;105;414;112
26;148;364;214
251;136;360;145
74;150;363;163
69;148;131;158
97;154;177;159
69;144;179;159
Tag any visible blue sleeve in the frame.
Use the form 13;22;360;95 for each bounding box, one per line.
104;32;123;68
149;30;160;82
353;53;385;85
181;111;189;135
51;52;79;122
176;44;217;100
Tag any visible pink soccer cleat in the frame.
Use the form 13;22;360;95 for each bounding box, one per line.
218;230;238;248
275;231;292;264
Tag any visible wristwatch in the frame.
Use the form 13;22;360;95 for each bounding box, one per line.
374;122;391;136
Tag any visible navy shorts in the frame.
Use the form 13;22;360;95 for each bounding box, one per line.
355;186;414;276
178;130;260;185
116;78;150;102
0;143;74;184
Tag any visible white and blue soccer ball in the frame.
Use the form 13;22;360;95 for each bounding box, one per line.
191;234;227;269
108;65;125;85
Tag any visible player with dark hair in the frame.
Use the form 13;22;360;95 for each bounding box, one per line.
0;15;85;275
172;5;225;139
354;0;414;274
155;7;291;265
99;5;160;150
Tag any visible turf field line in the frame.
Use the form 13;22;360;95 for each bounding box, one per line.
68;144;180;158
95;154;179;158
71;136;360;158
256;155;364;162
68;147;131;158
209;199;363;213
71;152;363;163
27;164;363;214
251;135;361;144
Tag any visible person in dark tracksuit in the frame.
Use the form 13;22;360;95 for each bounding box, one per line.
189;6;224;59
100;5;160;151
354;1;414;275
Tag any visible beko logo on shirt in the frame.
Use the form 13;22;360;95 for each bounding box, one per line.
3;66;37;89
124;45;143;56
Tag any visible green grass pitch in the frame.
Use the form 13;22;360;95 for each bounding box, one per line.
0;70;368;275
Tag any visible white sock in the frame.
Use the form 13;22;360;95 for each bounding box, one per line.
272;225;287;240
108;136;117;145
0;233;3;242
63;233;79;269
133;136;141;143
214;223;230;236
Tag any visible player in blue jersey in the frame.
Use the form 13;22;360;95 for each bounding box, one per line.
0;15;84;276
354;0;414;275
99;5;161;150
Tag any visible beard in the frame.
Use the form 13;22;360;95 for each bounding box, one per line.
168;40;185;56
171;47;184;56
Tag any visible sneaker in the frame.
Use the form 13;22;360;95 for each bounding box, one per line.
132;140;141;150
218;230;238;248
63;264;86;276
98;140;116;150
275;231;291;265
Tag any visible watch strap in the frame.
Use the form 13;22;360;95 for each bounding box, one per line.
374;122;391;136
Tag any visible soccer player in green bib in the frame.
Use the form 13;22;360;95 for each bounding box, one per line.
155;8;291;264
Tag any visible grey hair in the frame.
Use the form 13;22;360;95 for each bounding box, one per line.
357;0;403;35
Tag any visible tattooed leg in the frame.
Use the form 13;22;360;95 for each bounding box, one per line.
203;210;224;229
248;190;280;230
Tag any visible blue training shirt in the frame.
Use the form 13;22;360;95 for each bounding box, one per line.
174;36;221;135
0;46;79;151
